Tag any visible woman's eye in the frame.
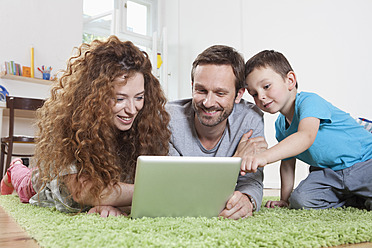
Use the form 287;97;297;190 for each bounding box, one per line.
136;96;144;101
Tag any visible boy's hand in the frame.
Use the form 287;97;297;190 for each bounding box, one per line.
240;154;268;175
265;200;289;208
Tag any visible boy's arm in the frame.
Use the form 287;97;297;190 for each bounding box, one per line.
241;117;319;174
265;158;296;208
279;158;296;203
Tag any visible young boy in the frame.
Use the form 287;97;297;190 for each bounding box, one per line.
242;50;372;210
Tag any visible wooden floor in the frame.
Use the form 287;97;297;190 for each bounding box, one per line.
0;206;38;248
0;189;371;248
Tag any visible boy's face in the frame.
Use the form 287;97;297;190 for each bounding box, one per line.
245;66;296;115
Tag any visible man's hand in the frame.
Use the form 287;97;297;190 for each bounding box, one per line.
219;191;254;219
87;205;126;218
234;130;268;172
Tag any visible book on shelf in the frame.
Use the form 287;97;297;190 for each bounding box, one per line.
4;61;22;76
22;66;31;77
10;61;14;74
4;61;10;75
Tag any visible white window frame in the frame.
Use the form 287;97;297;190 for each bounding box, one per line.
83;0;167;93
114;0;157;49
83;0;157;49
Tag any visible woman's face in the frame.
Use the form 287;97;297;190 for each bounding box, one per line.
112;72;145;131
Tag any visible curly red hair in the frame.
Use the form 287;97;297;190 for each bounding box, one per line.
34;36;170;202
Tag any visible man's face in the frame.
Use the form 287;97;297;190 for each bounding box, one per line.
192;64;241;127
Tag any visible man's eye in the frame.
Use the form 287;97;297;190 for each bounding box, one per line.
196;89;207;93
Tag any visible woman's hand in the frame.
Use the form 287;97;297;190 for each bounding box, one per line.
87;205;127;217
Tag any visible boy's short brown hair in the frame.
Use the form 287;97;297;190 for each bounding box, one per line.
245;50;298;88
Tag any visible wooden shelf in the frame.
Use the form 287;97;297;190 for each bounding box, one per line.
0;73;53;85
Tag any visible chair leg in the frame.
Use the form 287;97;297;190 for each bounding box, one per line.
0;142;5;180
5;141;13;177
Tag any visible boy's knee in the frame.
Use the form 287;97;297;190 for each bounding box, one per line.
288;190;311;209
365;199;372;211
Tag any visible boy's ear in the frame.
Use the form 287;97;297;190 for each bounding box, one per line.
235;88;245;103
287;71;297;91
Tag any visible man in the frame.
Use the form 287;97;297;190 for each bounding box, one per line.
167;45;267;219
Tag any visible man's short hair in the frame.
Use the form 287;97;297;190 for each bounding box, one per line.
191;45;245;93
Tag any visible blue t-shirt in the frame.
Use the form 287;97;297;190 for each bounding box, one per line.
275;92;372;171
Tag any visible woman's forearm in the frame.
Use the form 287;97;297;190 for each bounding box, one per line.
65;174;134;207
94;182;134;206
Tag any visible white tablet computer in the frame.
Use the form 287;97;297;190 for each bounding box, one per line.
131;156;241;218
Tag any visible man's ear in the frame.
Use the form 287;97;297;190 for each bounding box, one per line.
235;88;245;103
287;71;297;91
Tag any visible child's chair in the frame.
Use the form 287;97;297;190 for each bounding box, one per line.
0;96;45;180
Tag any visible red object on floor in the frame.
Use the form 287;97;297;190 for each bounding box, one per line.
1;172;14;195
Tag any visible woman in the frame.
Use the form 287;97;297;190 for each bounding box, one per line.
1;36;171;217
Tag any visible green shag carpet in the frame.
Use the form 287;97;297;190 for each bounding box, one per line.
1;195;372;248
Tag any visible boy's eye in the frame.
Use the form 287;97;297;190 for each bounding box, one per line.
248;90;257;97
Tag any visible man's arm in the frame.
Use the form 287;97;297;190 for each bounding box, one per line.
219;162;264;219
233;129;267;211
235;166;264;208
218;129;266;219
233;130;268;159
168;141;181;156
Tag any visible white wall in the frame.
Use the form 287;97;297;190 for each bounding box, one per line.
0;0;83;99
0;0;83;154
161;0;372;188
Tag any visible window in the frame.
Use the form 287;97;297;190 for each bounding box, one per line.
126;1;148;35
83;0;157;50
83;0;167;93
83;0;114;42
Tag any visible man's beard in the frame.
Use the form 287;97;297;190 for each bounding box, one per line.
192;102;233;127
